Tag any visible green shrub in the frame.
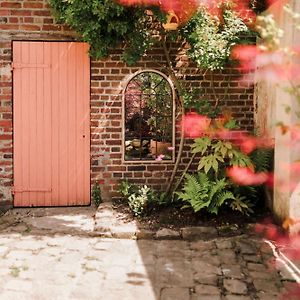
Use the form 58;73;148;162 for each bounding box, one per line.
119;182;157;216
128;185;156;216
92;183;102;207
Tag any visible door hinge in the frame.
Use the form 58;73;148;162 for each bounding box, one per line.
11;63;51;70
12;187;52;193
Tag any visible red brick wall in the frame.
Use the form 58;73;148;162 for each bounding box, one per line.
0;0;254;206
90;49;254;199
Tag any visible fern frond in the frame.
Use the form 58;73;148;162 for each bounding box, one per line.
208;191;236;214
208;178;228;202
250;148;273;172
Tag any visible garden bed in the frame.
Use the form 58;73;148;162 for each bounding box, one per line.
112;198;272;232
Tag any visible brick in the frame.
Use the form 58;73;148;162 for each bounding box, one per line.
43;18;53;24
1;2;22;8
0;134;12;140
8;17;18;23
42;24;62;31
0;9;10;16
0;17;7;23
32;10;51;16
20;24;41;31
0;120;12;127
23;2;44;9
13;10;32;16
106;140;121;146
0;24;19;30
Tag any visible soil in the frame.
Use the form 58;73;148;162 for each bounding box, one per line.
112;199;273;231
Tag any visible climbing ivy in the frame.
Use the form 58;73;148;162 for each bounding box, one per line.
49;0;165;64
49;0;253;68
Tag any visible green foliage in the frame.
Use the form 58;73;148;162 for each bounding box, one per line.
183;135;259;216
127;185;156;216
183;8;253;70
182;89;221;118
49;0;253;68
250;148;273;172
223;118;240;130
176;172;236;214
92;183;102;207
230;195;255;216
119;180;135;198
191;137;253;175
49;0;157;64
119;181;162;216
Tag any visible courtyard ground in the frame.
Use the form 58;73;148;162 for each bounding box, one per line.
0;206;298;300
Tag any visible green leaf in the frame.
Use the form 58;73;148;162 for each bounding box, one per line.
191;137;212;155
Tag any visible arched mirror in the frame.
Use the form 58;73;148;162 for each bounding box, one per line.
123;70;175;161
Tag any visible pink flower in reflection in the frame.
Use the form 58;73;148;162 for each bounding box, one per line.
155;154;165;161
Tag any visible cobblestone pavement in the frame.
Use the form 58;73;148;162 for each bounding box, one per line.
0;207;298;300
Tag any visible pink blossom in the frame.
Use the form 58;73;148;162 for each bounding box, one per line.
117;0;198;24
227;166;269;185
182;112;211;138
232;45;300;84
217;129;273;154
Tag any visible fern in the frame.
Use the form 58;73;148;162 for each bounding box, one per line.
209;191;236;214
176;173;210;212
250;148;273;172
208;178;227;202
176;172;236;215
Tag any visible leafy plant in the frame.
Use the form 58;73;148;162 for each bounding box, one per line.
119;180;135;198
92;183;102;207
50;0;253;67
184;7;254;70
119;181;157;216
128;185;156;216
230;195;255;216
183;89;221;118
176;172;236;214
191;137;253;175
49;0;158;64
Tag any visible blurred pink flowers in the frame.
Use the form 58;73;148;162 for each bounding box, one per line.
232;45;300;84
116;0;198;23
183;112;211;138
227;166;270;186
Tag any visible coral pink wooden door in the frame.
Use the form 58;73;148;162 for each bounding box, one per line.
13;41;90;207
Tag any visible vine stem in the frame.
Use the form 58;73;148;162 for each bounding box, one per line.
173;152;196;192
160;34;185;194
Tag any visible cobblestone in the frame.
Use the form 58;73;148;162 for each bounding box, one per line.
0;206;291;299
